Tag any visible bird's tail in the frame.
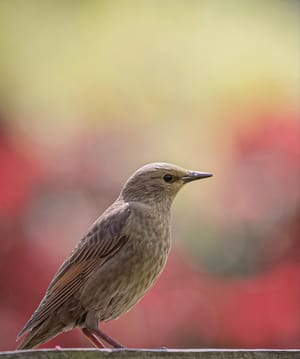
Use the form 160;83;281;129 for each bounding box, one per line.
17;318;66;350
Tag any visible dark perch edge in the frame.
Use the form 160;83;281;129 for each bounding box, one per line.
0;349;299;359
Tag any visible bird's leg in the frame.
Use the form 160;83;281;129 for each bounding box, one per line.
92;327;125;348
85;311;124;348
82;328;105;348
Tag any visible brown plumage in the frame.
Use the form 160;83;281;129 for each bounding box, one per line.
17;162;212;349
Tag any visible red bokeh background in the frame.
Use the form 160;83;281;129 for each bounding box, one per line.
1;110;299;349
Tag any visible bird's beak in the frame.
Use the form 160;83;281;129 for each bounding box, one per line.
182;171;213;183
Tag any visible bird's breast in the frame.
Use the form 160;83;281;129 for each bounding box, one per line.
103;213;171;320
81;207;172;321
125;209;171;289
81;205;171;321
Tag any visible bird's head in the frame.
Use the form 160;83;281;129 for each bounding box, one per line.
120;162;213;208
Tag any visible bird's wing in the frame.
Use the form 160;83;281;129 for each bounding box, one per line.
17;203;131;339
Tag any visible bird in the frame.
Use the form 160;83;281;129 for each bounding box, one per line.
17;162;213;349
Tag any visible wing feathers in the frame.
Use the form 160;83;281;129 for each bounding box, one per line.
17;203;131;340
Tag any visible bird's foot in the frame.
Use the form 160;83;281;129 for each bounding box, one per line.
93;327;125;348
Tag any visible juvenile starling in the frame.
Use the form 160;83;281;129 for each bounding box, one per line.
17;162;212;349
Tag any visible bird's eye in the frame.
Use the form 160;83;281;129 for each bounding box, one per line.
163;174;175;183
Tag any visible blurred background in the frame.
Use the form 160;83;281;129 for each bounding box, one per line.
0;0;299;350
